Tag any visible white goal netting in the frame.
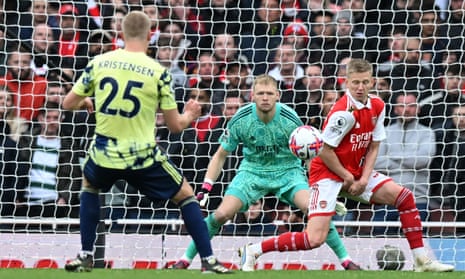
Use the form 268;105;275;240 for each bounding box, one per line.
0;0;464;271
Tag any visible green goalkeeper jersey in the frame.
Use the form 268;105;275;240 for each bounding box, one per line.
220;102;304;173
72;49;177;169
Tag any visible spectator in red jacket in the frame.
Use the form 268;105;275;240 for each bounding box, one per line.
0;48;46;121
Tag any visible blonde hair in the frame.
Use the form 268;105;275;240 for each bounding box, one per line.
122;11;151;41
347;58;373;77
252;74;278;92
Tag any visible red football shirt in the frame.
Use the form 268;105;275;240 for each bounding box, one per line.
310;93;386;183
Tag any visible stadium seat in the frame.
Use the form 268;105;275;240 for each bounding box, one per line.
0;259;25;268
321;263;336;270
262;262;274;270
34;259;59;268
132;260;158;269
282;263;307;270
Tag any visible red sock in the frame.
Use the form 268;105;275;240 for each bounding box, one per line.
261;232;312;253
396;188;424;249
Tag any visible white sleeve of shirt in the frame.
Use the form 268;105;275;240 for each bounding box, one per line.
322;110;356;148
372;107;387;142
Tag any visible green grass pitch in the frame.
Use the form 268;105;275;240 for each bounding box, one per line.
0;269;461;279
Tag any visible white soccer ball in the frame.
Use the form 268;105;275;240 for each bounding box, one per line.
288;125;324;160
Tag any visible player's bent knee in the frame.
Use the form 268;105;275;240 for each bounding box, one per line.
172;182;194;203
306;232;326;248
305;224;329;248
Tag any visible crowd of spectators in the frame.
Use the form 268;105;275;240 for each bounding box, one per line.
0;0;465;235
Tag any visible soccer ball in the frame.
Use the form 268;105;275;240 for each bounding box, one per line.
288;125;323;160
376;245;406;270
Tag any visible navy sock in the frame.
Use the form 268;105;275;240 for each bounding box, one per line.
79;192;101;252
180;199;213;258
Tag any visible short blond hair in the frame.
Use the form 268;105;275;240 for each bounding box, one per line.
347;58;373;77
253;74;278;92
122;11;151;41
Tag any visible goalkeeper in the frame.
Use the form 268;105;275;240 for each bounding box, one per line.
171;74;361;271
62;11;230;274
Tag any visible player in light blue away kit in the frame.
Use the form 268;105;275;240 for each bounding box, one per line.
62;11;231;274
170;74;361;271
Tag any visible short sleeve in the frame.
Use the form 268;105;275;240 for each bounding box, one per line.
72;61;96;97
220;125;239;152
322;110;356;147
372;106;386;142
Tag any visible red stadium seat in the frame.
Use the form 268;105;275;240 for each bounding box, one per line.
262;262;274;270
34;258;59;268
321;263;336;270
132;260;158;269
0;259;25;268
282;263;307;270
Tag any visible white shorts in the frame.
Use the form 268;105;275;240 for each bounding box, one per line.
308;171;392;218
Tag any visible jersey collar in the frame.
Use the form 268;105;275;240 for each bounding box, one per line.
346;91;372;110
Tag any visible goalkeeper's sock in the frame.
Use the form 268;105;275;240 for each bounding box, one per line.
325;221;350;262
79;191;100;252
396;188;424;249
261;232;312;253
184;213;223;261
179;196;213;258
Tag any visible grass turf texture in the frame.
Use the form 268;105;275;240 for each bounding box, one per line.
0;269;460;279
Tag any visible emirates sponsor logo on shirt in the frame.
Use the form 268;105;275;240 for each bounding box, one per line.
350;132;372;151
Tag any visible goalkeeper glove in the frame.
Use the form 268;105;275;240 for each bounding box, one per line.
196;179;213;207
335;201;348;216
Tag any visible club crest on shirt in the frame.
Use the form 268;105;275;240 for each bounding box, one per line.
335;116;346;128
319;200;327;209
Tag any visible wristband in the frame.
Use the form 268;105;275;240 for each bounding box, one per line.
202;179;214;192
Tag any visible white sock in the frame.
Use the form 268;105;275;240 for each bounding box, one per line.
249;243;263;256
412;247;427;259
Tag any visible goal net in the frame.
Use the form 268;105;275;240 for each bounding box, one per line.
0;0;463;271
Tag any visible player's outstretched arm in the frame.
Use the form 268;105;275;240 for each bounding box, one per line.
205;146;229;181
163;99;201;133
196;146;229;206
63;91;94;113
